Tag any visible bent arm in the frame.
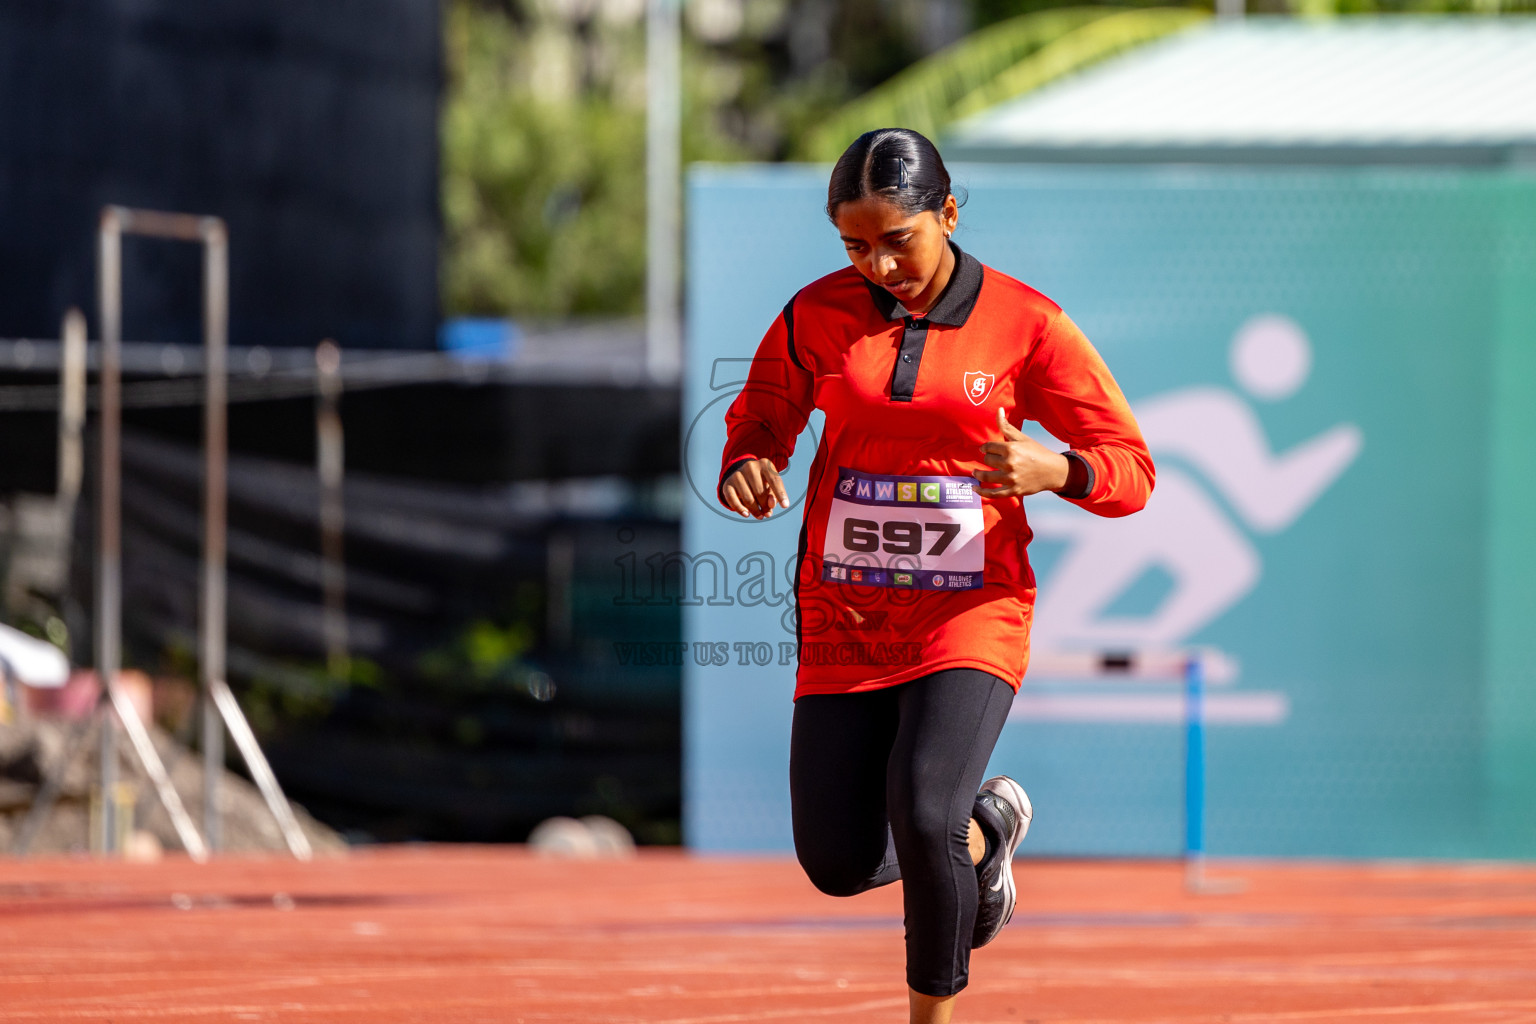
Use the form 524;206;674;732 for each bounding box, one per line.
718;304;816;507
1023;310;1154;518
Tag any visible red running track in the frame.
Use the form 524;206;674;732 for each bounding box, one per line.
2;847;1536;1022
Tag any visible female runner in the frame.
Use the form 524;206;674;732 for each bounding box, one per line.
717;128;1154;1023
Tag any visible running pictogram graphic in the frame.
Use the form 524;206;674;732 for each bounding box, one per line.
1027;315;1362;653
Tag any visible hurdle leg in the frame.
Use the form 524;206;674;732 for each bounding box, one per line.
208;677;313;860
1183;652;1246;895
1183;652;1205;892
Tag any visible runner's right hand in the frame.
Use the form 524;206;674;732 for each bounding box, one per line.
722;458;791;519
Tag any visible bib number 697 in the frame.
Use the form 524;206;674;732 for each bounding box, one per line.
843;518;960;556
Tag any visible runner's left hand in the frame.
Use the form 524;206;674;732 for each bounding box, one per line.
972;407;1071;498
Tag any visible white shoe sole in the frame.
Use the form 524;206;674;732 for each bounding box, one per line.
980;776;1032;929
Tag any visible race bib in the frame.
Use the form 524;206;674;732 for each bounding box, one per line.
820;466;986;590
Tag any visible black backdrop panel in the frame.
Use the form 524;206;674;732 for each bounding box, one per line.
0;0;439;350
0;380;682;494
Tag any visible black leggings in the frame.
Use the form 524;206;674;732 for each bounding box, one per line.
789;667;1015;997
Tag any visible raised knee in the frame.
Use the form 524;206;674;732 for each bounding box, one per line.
798;856;870;897
811;876;866;898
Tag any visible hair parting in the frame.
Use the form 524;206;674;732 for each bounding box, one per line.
826;128;961;221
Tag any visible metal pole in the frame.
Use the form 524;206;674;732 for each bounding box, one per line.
1183;651;1205;891
59;309;87;523
91;205;310;860
645;0;681;382
546;530;575;651
55;308;89;668
315;340;348;680
108;676;208;860
200;218;228;851
209;678;312;860
96;209;123;856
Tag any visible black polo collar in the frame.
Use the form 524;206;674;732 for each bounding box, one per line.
863;240;984;327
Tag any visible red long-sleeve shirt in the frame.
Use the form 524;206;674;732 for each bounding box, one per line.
719;243;1154;700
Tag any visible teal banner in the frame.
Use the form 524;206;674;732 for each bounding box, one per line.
681;164;1536;859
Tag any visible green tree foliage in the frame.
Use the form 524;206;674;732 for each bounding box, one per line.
442;0;648;317
442;0;1531;318
970;0;1194;31
1291;0;1533;11
443;95;648;318
442;0;755;318
798;6;1209;160
440;0;999;318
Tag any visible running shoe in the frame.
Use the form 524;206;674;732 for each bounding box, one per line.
970;774;1032;948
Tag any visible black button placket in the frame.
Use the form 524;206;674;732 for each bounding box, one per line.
866;242;983;401
889;316;929;403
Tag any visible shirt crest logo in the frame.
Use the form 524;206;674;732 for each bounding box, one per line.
963;371;995;406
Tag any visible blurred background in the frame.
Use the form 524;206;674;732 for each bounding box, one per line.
1;0;1532;859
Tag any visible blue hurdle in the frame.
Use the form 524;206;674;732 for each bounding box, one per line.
1023;647;1244;894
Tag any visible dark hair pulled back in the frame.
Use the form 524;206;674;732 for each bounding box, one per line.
826;128;959;222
